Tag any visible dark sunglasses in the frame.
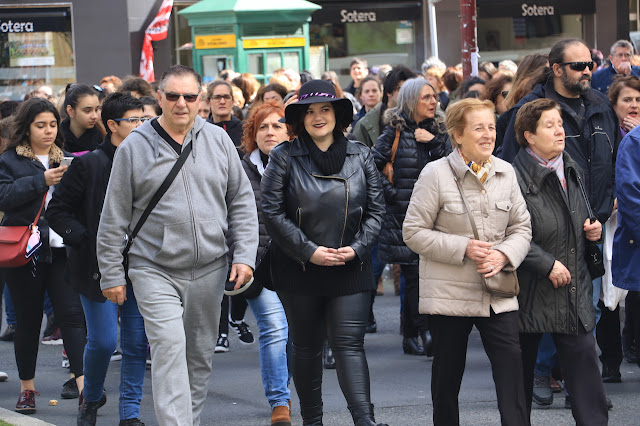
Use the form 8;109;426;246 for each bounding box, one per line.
560;61;595;71
500;90;509;98
163;91;199;103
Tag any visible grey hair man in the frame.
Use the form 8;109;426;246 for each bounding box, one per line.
97;64;258;425
592;39;640;94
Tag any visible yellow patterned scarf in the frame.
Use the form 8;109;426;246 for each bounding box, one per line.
458;148;491;184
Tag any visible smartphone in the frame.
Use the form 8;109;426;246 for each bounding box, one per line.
61;157;74;167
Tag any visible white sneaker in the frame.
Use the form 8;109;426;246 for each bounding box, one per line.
0;371;7;382
110;350;122;362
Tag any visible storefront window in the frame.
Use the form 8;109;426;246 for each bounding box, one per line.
478;15;582;55
0;6;75;101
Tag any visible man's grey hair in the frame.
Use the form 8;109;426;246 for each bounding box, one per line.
610;39;634;56
158;65;202;93
396;77;432;120
422;57;446;74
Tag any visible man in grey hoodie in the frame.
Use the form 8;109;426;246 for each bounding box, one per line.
97;65;258;426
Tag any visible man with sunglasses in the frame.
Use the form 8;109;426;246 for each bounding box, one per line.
96;65;258;426
497;39;621;413
592;40;640;94
499;38;620;226
48;92;148;426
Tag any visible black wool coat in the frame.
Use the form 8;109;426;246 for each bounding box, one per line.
47;138;116;302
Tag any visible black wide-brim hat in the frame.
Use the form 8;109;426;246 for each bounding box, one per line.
282;79;354;125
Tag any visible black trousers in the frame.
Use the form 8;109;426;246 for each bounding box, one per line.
278;290;372;421
6;248;86;379
218;294;248;335
430;310;527;426
622;291;639;354
520;330;608;426
625;291;640;363
596;299;623;370
400;264;429;338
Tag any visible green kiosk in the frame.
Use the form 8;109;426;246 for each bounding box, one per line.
179;0;321;84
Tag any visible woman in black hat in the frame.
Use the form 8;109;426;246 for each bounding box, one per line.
261;79;387;426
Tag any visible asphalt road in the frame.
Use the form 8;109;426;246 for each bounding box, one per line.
0;278;638;425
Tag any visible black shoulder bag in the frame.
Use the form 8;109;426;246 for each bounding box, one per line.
122;143;193;284
576;173;605;279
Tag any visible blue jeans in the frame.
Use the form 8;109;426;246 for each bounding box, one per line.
534;333;558;376
246;288;290;408
81;285;148;420
3;286;52;325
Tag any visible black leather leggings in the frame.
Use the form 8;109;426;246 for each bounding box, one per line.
279;291;372;421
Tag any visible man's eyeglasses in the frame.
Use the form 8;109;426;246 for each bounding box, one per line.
560;61;595;71
501;91;509;98
163;92;199;103
113;117;143;124
614;52;633;59
211;94;233;102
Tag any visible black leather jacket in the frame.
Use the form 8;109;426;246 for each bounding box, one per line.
261;137;385;269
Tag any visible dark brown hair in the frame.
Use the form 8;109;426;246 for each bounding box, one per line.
608;74;640;105
505;54;549;109
482;74;513;107
514;98;561;148
4;98;64;154
287;102;352;138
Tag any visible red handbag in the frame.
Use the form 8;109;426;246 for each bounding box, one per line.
0;195;46;268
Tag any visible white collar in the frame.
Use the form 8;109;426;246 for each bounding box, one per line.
249;148;265;176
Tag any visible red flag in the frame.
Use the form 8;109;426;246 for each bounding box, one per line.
140;0;174;82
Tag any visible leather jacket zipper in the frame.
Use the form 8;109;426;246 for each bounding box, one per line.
311;174;349;247
294;207;306;271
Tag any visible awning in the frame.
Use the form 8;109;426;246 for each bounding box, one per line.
476;0;595;19
311;1;422;24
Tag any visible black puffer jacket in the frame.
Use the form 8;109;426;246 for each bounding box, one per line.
261;136;385;295
513;150;595;334
0;143;69;264
47;138;116;302
498;78;621;224
372;109;451;265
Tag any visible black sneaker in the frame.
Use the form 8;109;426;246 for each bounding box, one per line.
119;418;145;426
0;324;16;342
602;364;622;383
61;377;79;399
215;334;229;353
229;320;254;344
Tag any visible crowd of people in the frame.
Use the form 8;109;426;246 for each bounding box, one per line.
0;36;637;426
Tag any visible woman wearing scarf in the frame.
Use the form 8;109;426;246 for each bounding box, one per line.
512;98;608;425
403;98;531;425
261;80;387;425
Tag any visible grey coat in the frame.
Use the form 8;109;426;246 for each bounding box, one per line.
513;150;595;334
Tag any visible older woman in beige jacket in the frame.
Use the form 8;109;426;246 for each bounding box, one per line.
403;98;532;426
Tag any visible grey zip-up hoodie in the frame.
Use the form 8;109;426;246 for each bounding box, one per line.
97;115;258;290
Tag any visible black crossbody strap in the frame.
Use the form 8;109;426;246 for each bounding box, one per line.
575;173;596;222
124;142;193;254
449;162;480;240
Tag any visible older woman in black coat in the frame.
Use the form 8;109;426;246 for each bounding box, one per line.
513;98;608;425
372;77;451;355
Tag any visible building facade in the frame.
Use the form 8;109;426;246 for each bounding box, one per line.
0;0;632;100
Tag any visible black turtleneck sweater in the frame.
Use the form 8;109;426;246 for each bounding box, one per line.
60;118;102;154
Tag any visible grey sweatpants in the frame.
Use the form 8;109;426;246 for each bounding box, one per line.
129;266;225;426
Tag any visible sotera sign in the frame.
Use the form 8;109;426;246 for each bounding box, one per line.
0;20;35;33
